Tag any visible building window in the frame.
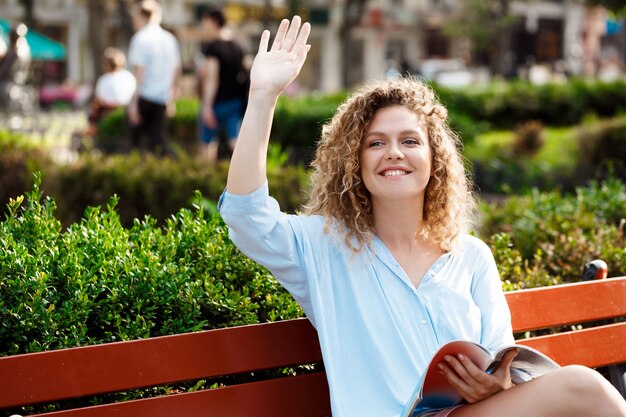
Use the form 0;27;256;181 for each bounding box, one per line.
425;28;449;57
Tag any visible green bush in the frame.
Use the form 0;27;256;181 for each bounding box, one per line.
0;131;310;227
470;156;573;195
437;78;626;129
272;92;347;148
96;79;626;161
97;98;201;154
0;179;303;356
577;117;626;181
480;177;626;280
0;130;46;205
466;114;626;194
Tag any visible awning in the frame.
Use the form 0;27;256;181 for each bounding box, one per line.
0;18;66;61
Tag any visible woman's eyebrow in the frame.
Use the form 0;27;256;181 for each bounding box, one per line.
365;129;424;138
364;131;386;138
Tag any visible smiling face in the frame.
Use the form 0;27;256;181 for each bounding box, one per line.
359;105;433;208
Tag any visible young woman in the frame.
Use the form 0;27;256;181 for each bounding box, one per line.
218;16;626;417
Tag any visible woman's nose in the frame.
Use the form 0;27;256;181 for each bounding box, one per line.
385;143;404;159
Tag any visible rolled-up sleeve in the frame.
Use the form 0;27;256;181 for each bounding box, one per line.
218;182;312;315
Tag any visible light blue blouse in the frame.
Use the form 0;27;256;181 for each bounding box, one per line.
218;182;514;417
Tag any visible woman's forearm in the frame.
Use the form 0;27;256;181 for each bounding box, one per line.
226;89;279;195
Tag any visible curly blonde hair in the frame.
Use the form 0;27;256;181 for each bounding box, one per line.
304;77;476;252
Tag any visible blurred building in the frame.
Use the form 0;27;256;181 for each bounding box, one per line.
0;0;621;92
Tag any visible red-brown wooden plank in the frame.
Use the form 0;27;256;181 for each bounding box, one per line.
3;278;626;413
516;322;626;368
0;319;321;408
506;277;626;332
26;372;331;417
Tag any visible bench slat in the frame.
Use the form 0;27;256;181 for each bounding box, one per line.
506;277;626;332
2;278;625;415
29;372;331;417
0;319;321;408
516;321;626;368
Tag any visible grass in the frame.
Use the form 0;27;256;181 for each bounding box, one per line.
464;124;581;170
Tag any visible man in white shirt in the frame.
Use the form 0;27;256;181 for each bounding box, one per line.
127;0;181;155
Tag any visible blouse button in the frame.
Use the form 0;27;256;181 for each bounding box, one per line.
421;319;427;325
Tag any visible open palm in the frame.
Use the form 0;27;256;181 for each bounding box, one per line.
249;16;311;96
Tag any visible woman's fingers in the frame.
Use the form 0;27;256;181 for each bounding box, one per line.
295;22;311;47
294;22;311;61
270;17;308;52
270;19;290;51
283;15;302;51
258;30;270;53
443;355;476;383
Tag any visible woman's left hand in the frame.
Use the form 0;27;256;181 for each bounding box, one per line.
438;348;518;403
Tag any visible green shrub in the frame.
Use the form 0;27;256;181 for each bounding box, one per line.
0;130;46;205
0;130;310;227
272;92;346;147
489;233;557;291
577;116;626;181
46;153;308;227
96;98;201;154
95;80;626;162
0;179;303;356
513;120;544;157
480;177;626;280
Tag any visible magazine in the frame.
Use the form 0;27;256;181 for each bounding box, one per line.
401;340;560;417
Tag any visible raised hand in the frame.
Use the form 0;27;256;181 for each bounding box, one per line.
249;16;311;96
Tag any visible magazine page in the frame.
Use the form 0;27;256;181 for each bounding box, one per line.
492;345;560;384
401;341;493;416
419;341;493;408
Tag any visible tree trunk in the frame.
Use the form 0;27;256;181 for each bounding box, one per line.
87;0;107;80
117;0;135;48
490;0;514;77
20;0;35;28
339;0;366;87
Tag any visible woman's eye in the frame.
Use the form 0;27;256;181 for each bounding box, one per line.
403;138;420;145
369;140;384;147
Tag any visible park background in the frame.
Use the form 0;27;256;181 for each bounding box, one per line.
1;0;626;414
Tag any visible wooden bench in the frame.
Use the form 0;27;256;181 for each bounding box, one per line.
1;276;625;417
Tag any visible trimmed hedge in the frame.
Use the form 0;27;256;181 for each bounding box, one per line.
97;79;626;158
0;178;303;356
577;117;626;180
0;132;309;227
436;78;626;131
482;177;626;287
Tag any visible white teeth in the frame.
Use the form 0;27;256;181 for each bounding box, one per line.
383;170;407;177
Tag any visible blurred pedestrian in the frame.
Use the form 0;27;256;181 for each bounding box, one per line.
197;8;249;164
72;47;136;149
0;23;31;112
127;0;181;155
0;27;7;58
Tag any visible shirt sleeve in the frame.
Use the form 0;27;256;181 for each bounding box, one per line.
470;240;515;352
203;41;218;59
218;182;312;314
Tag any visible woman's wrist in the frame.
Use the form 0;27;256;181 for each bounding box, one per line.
247;88;280;107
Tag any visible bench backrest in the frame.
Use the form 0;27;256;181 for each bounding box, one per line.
1;276;625;417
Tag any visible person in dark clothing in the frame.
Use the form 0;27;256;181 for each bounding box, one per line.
198;8;249;164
